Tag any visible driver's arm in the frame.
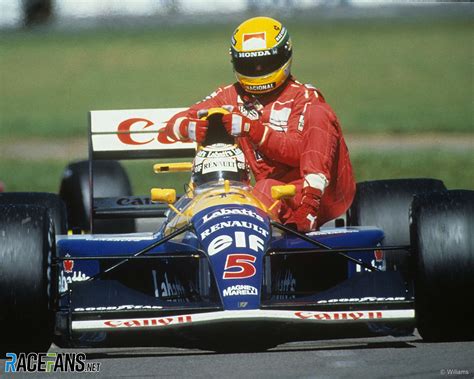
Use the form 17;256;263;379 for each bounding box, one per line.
222;90;314;168
163;87;228;143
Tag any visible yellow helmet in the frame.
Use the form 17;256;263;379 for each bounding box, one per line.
230;17;292;94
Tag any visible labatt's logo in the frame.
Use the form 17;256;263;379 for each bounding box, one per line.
117;118;178;145
202;208;265;224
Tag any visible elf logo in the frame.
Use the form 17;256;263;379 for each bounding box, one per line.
208;232;265;256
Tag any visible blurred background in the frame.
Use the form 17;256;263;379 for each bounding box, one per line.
0;0;473;194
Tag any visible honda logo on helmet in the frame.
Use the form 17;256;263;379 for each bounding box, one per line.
238;51;271;58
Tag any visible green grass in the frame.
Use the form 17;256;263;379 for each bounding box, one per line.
1;150;472;194
1;19;472;138
351;150;474;190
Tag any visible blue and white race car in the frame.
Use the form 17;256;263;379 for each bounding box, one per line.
1;108;472;353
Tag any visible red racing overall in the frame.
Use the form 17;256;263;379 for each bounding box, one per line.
164;77;356;227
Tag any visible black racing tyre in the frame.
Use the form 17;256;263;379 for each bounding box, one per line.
59;160;135;233
411;190;474;341
0;205;54;355
0;192;67;234
347;179;446;270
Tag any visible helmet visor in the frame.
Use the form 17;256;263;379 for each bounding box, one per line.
193;169;249;188
231;43;292;77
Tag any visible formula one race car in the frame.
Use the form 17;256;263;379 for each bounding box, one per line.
1;108;473;353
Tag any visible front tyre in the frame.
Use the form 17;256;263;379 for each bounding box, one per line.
0;192;67;234
411;190;474;341
0;205;54;355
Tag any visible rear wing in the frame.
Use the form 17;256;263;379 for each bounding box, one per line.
89;108;196;160
88;108;196;230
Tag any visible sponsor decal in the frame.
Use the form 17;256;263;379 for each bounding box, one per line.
205;192;246;200
4;352;99;374
193;144;247;179
63;254;74;273
355;247;386;273
223;284;258;296
246;83;276;92
269;106;291;131
374;249;384;262
238;104;260;121
254;150;264;161
297;113;305;132
160;272;187;301
200;220;269;240
295;311;383;321
117;118;154;145
238;50;271;58
103;315;192;328
223;254;257;279
74;305;163;312
275;26;287;43
202;208;265;224
297;102;310;132
316;297;406;304
116;118;177;145
59;270;90;292
274;269;296;300
202;158;237;174
117;197;153;206
200;149;240;158
208;232;265;256
92;236;155;242
307;229;360;236
242;32;266;50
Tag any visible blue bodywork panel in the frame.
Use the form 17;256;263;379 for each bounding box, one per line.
57;203;389;311
192;204;271;310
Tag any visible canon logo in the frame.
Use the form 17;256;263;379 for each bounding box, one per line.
104;315;192;328
238;50;271;58
117;118;176;145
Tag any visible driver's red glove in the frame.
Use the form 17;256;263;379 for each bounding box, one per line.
166;116;208;143
222;113;267;146
286;187;323;233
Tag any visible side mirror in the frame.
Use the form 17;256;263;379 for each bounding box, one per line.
150;188;177;204
153;162;193;173
271;185;296;201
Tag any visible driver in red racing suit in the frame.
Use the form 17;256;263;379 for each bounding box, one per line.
164;16;355;232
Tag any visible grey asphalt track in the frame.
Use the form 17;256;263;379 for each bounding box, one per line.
2;332;473;378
